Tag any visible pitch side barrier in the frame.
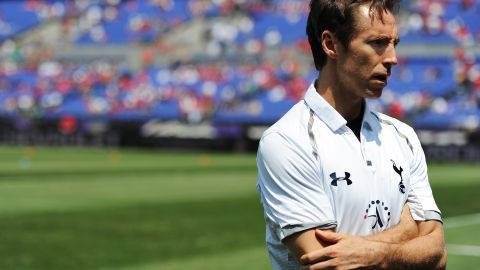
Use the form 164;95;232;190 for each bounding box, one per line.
0;118;251;151
416;130;480;162
1;118;479;161
423;145;480;163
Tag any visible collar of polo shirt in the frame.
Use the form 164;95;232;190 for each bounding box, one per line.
304;82;373;133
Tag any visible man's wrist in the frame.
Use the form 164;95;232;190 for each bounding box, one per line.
377;242;400;269
358;239;394;269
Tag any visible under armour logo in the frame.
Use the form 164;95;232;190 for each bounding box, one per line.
391;159;405;194
364;200;391;230
330;172;352;186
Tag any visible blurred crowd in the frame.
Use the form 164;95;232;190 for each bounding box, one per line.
0;0;479;130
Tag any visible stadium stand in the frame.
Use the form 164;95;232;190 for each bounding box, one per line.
0;0;479;146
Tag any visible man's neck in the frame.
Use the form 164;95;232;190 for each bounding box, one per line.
315;72;364;121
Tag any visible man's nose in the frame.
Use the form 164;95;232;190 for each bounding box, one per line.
384;44;398;67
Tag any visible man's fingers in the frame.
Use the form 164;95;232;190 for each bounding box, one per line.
299;258;336;270
300;231;348;265
315;229;343;242
300;246;332;265
300;250;323;265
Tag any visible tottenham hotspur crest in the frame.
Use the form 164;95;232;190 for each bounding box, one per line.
390;159;405;194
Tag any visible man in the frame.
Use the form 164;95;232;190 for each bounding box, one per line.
256;0;446;269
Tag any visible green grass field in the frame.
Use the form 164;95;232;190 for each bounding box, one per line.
0;146;478;269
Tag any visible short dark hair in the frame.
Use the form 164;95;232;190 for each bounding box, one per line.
306;0;400;70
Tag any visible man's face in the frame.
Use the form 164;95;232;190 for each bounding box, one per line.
335;4;399;99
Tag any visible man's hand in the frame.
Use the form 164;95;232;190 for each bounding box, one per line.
285;205;444;269
298;205;416;269
299;220;446;270
299;230;387;269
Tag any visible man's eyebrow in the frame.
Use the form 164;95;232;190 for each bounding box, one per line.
371;34;398;39
369;34;400;43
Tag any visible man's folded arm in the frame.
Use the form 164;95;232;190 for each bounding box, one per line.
367;205;446;269
380;220;446;270
283;227;335;262
283;204;446;269
295;220;446;269
284;203;415;263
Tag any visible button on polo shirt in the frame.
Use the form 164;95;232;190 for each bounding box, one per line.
256;81;441;270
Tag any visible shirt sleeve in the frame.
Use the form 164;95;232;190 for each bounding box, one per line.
406;129;442;222
256;131;337;241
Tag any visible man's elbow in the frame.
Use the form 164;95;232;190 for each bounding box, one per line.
434;247;447;270
432;225;447;269
429;229;446;270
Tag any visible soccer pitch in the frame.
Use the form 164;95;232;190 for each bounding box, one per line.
0;146;478;269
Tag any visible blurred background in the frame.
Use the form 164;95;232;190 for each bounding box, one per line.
0;0;479;269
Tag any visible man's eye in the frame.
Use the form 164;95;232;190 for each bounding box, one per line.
371;39;388;46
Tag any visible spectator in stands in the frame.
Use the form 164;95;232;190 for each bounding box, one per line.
0;0;477;128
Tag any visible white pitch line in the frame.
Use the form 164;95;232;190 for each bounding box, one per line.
443;214;480;257
447;244;480;257
443;213;480;229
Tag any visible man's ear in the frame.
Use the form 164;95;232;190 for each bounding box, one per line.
321;30;338;60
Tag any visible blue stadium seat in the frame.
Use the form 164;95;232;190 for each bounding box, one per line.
0;1;41;41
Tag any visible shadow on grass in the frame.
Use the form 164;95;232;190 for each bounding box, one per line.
432;183;480;218
0;194;265;270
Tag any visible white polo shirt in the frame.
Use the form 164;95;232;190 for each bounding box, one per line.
256;82;441;270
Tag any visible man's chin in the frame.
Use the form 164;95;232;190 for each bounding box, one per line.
365;88;383;99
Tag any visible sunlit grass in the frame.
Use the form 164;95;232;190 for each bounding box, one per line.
0;146;478;269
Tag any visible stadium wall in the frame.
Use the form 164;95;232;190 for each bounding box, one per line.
1;117;480;162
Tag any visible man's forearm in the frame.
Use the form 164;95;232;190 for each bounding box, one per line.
378;221;446;270
300;220;446;269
